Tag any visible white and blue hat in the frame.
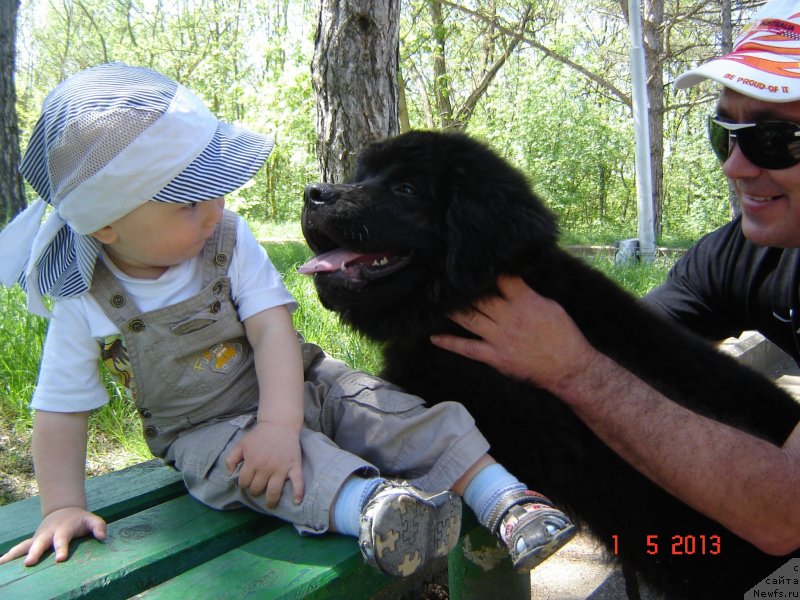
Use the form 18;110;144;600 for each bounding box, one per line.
0;62;274;315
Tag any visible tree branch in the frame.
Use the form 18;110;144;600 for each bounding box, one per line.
440;0;632;107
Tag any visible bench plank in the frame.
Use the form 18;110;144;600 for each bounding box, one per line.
0;495;279;599
0;460;184;555
134;524;395;599
0;461;532;598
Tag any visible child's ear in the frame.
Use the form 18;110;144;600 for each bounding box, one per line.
90;226;117;244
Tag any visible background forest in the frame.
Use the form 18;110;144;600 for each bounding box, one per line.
8;0;762;246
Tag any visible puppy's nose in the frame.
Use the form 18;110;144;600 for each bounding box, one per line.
305;183;337;205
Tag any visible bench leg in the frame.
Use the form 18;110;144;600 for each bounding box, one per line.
448;525;531;599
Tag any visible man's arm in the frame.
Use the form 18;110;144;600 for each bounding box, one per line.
431;276;800;555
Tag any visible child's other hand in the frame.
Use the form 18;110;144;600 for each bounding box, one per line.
0;506;107;566
225;420;304;509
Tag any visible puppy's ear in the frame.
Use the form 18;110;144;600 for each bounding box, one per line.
444;168;558;298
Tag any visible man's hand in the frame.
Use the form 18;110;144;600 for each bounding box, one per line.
225;419;304;508
0;506;106;566
431;275;598;392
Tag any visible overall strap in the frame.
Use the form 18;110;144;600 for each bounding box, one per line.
91;260;144;329
201;209;239;286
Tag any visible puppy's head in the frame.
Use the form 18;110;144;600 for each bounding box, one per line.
300;131;558;339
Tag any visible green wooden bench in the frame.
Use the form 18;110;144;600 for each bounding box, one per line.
0;460;531;599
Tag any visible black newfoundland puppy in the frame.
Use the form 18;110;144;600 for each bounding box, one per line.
299;131;800;599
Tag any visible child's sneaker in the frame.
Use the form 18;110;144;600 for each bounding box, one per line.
487;489;577;572
358;481;462;577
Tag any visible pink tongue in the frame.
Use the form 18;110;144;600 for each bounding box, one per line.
298;249;363;274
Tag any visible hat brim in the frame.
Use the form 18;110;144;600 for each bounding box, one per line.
675;54;800;103
153;121;275;203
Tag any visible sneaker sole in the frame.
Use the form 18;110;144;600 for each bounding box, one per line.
361;488;462;577
513;522;578;572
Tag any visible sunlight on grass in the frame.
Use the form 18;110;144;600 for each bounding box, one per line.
585;254;673;297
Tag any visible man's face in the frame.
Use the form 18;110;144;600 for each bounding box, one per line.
716;88;800;248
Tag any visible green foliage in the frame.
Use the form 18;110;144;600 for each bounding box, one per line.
16;0;319;227
662;109;732;239
15;0;737;246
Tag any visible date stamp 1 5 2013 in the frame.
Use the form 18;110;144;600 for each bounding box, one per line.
611;534;722;556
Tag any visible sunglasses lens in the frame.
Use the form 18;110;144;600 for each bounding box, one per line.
708;118;731;163
741;124;800;170
708;117;800;170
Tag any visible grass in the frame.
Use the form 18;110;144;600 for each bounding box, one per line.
269;241;384;374
0;237;674;505
0;287;46;431
586;254;673;297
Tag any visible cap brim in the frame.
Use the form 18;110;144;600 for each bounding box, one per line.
675;55;800;103
153;122;275;203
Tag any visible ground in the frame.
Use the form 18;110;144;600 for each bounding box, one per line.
0;430;139;506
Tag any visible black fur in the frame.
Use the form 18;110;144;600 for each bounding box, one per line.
301;131;800;598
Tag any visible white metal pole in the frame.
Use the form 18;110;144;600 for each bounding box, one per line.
628;0;655;263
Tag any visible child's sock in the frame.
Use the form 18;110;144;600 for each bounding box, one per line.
332;476;385;537
463;463;527;529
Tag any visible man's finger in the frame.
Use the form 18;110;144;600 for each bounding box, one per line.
431;334;495;364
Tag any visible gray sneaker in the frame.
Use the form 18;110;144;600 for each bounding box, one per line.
487;489;577;572
358;481;462;577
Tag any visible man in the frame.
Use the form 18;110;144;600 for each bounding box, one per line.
431;0;800;557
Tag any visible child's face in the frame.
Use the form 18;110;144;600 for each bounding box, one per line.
92;197;224;278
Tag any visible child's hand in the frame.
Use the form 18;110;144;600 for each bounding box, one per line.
225;420;304;509
0;506;107;566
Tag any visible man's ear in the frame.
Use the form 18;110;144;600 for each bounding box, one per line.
90;226;117;244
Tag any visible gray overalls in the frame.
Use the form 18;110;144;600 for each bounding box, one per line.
91;210;489;533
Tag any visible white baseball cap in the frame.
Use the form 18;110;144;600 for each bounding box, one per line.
675;0;800;102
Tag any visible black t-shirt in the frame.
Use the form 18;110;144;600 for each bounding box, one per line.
643;216;800;364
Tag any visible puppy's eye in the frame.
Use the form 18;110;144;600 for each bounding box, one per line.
394;183;417;196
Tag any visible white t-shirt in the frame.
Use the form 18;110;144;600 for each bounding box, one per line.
31;216;296;413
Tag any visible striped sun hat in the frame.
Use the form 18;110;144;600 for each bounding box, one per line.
0;62;274;315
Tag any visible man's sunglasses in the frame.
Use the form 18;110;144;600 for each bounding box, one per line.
708;116;800;170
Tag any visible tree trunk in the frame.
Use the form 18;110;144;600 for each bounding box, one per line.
429;0;455;129
643;0;664;238
312;0;400;182
427;1;532;131
398;68;411;132
0;0;25;225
